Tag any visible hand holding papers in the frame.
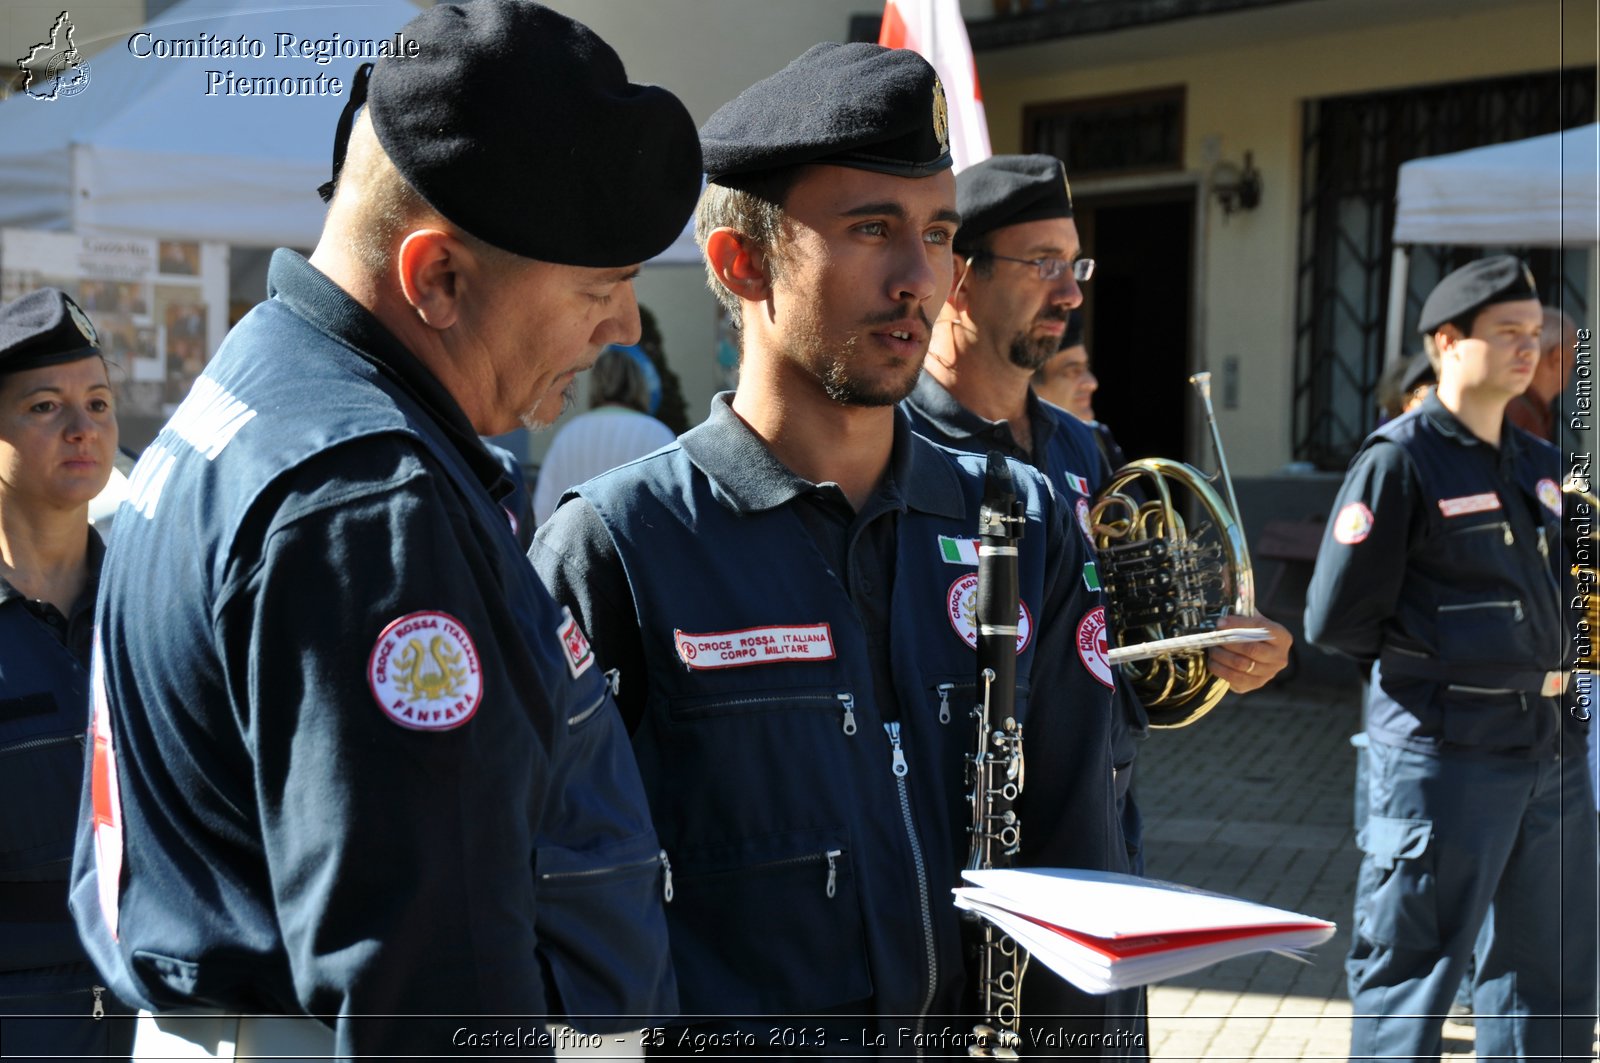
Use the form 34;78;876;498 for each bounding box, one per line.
953;868;1336;994
1106;626;1271;665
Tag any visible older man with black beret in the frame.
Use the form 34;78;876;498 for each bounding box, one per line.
1307;256;1597;1062
69;3;700;1057
534;44;1125;1056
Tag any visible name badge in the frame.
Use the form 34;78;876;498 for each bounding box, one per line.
1437;493;1501;518
674;624;836;670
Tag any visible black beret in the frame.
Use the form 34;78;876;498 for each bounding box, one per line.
700;43;951;182
1062;308;1084;350
1400;352;1436;394
1417;255;1539;335
954;154;1073;253
0;289;100;376
360;0;701;267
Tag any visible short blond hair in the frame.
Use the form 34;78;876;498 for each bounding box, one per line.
332;113;524;280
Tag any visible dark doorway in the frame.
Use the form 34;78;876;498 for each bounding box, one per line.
1073;189;1195;464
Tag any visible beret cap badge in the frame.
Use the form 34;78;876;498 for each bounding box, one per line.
66;299;97;345
932;76;950;156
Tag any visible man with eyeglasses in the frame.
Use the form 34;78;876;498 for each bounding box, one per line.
903;152;1292;1055
903;150;1293;842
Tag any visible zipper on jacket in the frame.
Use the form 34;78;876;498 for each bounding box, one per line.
1438;599;1523;622
663;847;843;900
91;986;104;1020
0;733;80;757
936;683;954;725
567;691;607;728
661;850;673;903
603;668;622;697
539;850;663;884
670;690;855;723
883;721;935;1054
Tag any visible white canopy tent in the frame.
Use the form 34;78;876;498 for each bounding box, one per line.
1385;123;1599;363
0;0;428;248
0;0;704;263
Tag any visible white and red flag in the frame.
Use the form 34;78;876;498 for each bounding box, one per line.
878;0;993;173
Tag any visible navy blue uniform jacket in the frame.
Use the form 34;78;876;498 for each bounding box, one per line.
533;396;1122;1045
69;252;674;1055
1305;391;1572;756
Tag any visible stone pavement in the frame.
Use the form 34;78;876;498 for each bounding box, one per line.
1135;681;1484;1062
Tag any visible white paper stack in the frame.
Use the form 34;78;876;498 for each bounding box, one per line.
953;867;1336;994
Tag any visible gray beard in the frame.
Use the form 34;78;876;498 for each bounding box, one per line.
1008;331;1060;372
518;379;579;431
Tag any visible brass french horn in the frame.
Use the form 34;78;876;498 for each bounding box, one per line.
1090;373;1255;728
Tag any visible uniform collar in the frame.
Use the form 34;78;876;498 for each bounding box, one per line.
679;392;963;518
265;249;510;495
903;371;1057;458
1419;388;1525;473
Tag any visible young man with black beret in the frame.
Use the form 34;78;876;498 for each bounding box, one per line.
1306;256;1596;1062
69;3;701;1057
534;44;1128;1056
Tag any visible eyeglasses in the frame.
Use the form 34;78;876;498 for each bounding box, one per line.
981;253;1095;283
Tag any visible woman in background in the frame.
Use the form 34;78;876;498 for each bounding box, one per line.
0;288;132;1062
531;345;676;525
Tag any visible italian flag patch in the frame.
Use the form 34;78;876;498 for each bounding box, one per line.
1082;561;1102;591
1065;472;1090;496
939;535;980;565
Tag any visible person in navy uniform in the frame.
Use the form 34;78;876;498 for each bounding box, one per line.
68;4;701;1059
1305;256;1597;1063
904;155;1294;868
902;154;1292;1058
0;290;133;1062
533;45;1125;1054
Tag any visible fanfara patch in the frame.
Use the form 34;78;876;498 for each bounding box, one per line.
1076;606;1113;689
1537;478;1562;517
1075;498;1094;541
368;611;482;731
674;623;836;670
1332;502;1374;545
946;573;1033;653
557;607;595;679
931;75;950;155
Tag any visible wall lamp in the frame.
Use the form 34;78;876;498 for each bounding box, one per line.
1211;151;1262;215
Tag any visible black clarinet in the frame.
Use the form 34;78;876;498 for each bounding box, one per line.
965;451;1029;1059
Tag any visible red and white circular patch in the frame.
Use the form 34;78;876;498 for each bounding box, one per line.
367;611;482;731
1332;502;1374;545
946;573;1033;653
1075;498;1094;542
1537;478;1562;517
1077;606;1114;689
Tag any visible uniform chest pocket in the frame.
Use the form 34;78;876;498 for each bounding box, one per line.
663;828;870;1016
667;685;860;734
924;675;1033;727
535;830;674;1030
1435;598;1533;663
0;728;85;875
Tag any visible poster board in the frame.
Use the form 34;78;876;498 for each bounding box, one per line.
1;229;228;448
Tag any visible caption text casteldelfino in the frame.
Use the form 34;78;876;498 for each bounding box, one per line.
125;31;419;96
